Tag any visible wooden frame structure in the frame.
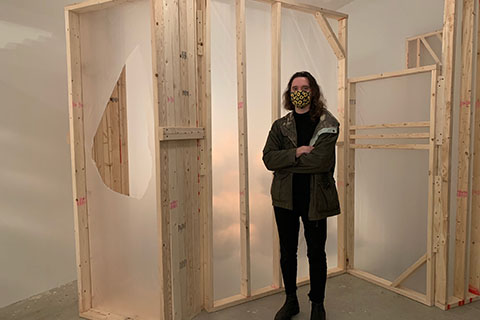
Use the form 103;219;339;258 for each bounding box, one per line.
65;0;480;318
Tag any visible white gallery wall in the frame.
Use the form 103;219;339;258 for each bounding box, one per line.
0;0;463;309
0;0;76;308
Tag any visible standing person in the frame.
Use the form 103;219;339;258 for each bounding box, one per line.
263;71;340;320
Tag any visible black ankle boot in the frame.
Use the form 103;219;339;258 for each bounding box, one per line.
310;302;326;320
274;293;300;320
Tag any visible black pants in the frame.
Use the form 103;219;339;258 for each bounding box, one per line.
274;206;327;304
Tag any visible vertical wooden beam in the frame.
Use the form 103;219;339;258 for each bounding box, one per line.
435;0;458;307
271;1;283;289
347;81;355;270
150;0;172;318
427;66;439;306
406;39;410;69
235;0;251;297
65;9;93;313
469;2;480;297
337;17;348;271
454;0;476;300
417;38;421;67
196;0;214;312
118;67;130;195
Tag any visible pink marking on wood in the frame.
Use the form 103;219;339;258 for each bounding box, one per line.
457;190;468;198
238;102;244;109
73;102;84;108
469;284;480;296
76;197;87;206
473;190;480;196
170;200;178;209
167;96;175;103
460;100;471;107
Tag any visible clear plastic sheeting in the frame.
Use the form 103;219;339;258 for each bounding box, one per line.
211;0;339;299
80;1;160;318
354;73;432;294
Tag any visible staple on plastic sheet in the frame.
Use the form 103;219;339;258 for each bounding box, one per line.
79;1;160;318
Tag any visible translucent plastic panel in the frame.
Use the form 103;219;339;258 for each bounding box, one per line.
211;0;241;300
245;0;274;291
80;1;160;318
354;73;432;294
281;7;339;277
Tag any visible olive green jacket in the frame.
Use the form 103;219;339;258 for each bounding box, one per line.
262;110;341;221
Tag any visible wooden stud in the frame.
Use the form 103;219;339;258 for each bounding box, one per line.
435;0;458;306
235;0;251;298
347;81;355;270
158;127;205;141
350;144;430;150
66;0;128;13
315;12;345;60
417;38;421;68
271;0;283;290
469;0;480;298
65;9;93;313
337;17;348;271
254;0;348;20
349;133;430;139
454;0;476;301
426;67;439;305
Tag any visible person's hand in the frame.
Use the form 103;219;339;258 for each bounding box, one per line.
296;146;314;158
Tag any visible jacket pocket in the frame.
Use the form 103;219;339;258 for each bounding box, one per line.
315;174;340;212
272;171;289;202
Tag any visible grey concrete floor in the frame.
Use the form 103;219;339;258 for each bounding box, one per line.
1;274;479;320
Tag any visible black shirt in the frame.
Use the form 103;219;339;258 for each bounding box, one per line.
292;110;319;212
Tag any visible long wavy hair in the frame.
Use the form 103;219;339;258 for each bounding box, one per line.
283;71;327;120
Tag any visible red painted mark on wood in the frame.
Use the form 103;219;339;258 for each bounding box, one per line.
167;96;175;103
170;200;178;209
73;102;84;108
469;284;480;296
447;304;451;310
76;197;86;206
337;181;344;187
238;102;244;109
240;191;245;196
460;100;471;107
470;298;473;303
473;190;480;196
457;190;468;198
476;100;480;108
458;300;465;307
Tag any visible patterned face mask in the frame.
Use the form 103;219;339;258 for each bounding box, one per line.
290;90;311;109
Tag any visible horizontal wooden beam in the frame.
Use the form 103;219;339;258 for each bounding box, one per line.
350;133;430;140
349;65;437;83
255;0;348;20
350;144;430;150
208;267;345;313
350;122;430;130
65;0;131;13
406;30;443;41
391;254;428;288
158;127;205;141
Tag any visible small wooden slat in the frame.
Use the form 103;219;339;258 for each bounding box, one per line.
348;269;428;306
235;0;251;298
271;0;283;289
350;144;430;150
421;37;441;64
64;9;92;313
158;127;205;141
349;65;437;83
254;0;348;20
391;254;428;288
435;0;458;306
314;12;345;60
80;309;128;320
347;81;355;270
454;0;476;301
336;17;348;271
469;2;480;298
350;121;430;130
416;38;421;68
426;67;439;305
118;67;129;195
350;133;430;139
